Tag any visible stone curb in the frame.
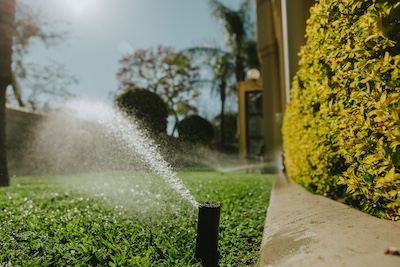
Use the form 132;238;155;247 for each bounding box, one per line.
259;173;400;267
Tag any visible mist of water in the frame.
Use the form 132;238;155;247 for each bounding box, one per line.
29;99;199;209
188;147;282;174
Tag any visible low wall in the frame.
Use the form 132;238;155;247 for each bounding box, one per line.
6;106;44;175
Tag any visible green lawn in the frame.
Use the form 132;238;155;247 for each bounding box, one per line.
0;171;273;266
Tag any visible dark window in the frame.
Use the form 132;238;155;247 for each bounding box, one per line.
245;91;263;156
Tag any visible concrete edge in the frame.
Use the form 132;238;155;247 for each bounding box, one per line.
259;173;400;267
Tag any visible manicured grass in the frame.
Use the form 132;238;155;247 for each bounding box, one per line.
0;171;273;266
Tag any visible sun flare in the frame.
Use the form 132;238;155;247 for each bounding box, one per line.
62;0;95;14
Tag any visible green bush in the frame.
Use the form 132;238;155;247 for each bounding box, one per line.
178;115;214;145
282;0;400;220
115;88;168;134
212;113;239;153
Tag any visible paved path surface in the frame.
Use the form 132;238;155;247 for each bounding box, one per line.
259;173;400;267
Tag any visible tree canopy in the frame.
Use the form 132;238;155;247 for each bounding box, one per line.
11;2;76;111
115;88;168;135
208;0;259;82
178;115;214;146
117;45;201;135
182;0;259;150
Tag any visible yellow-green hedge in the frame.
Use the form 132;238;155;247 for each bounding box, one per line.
282;0;400;220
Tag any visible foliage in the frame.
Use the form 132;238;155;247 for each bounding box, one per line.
117;46;201;135
0;171;273;266
183;47;237;149
282;0;400;220
178;115;215;146
183;0;259;149
13;2;67;57
115;88;168;135
15;60;77;111
10;2;76;111
208;0;259;82
212;112;239;153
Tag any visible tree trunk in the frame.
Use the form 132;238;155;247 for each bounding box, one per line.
235;54;246;83
171;112;180;136
11;73;25;107
0;0;16;186
0;83;9;186
219;80;226;150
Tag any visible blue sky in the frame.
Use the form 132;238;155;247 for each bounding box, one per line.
18;0;254;119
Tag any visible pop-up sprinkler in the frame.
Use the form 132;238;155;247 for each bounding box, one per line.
195;202;221;267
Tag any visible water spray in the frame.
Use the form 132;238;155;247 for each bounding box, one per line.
195;202;221;267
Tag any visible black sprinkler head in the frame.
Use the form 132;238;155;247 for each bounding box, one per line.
195;202;221;267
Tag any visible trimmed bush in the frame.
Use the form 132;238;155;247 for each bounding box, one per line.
178;115;214;145
115;88;168;134
213;113;239;153
282;0;400;220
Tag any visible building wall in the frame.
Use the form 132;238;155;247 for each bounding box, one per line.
256;0;285;166
255;0;314;168
6;106;44;175
285;0;315;84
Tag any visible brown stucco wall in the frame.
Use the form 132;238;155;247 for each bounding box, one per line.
255;0;315;166
6;106;44;175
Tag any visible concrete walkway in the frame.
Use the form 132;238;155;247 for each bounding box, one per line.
259;173;400;267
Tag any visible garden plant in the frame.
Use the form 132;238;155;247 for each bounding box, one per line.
115;88;169;135
178;115;215;146
283;0;400;220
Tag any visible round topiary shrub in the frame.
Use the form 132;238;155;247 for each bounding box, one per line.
282;0;400;219
115;88;168;134
178;115;214;145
